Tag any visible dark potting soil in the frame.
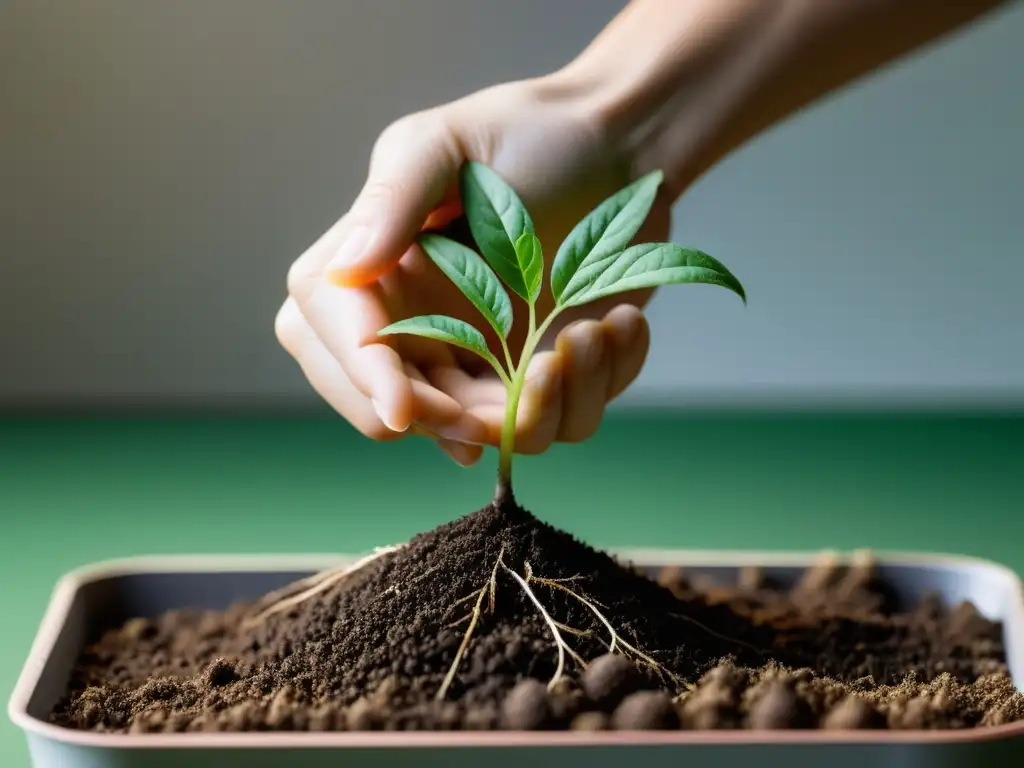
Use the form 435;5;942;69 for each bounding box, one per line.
53;502;1023;733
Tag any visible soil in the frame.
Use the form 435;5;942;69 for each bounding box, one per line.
52;501;1023;733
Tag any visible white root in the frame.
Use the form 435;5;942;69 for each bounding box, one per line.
532;573;681;687
436;583;488;701
243;544;404;627
502;561;587;691
436;546;506;701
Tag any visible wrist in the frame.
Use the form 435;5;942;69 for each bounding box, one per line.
552;0;788;197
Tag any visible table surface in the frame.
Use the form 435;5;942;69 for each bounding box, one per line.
2;410;1022;765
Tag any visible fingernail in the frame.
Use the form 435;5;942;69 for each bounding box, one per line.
439;441;476;467
372;397;408;433
327;225;373;272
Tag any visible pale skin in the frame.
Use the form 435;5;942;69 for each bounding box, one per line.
276;0;1009;466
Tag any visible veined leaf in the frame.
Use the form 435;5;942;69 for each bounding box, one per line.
418;234;513;338
460;161;535;301
514;233;543;303
559;243;746;308
378;315;498;365
551;170;663;303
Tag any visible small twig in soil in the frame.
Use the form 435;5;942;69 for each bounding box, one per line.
436;546;506;702
243;544;403;627
531;573;681;687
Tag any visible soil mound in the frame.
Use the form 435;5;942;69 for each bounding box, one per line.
53;503;1023;732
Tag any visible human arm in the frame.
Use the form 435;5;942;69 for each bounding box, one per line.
555;0;1010;196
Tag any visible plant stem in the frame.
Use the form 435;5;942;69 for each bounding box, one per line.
499;337;515;378
495;360;527;503
494;309;561;506
484;351;512;388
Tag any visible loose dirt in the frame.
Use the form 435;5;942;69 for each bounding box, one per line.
53;502;1024;732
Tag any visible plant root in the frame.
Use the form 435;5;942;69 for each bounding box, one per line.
242;544;404;628
531;573;682;688
437;553;694;699
436;547;506;701
501;561;582;690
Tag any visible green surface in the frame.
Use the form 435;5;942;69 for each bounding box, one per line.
2;410;1023;765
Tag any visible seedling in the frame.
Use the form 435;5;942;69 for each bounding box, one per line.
379;161;746;504
247;164;747;698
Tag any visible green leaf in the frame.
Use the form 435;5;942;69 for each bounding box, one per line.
514;233;543;303
418;234;513;338
551;170;663;303
378;315;497;363
460;161;535;301
558;243;746;308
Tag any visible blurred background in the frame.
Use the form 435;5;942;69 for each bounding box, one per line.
1;3;1022;763
3;0;1022;410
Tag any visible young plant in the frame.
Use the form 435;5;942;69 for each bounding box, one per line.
379;162;746;505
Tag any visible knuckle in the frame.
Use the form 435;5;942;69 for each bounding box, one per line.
285;258;309;300
370;109;459;176
358;178;402;209
273;300;302;353
374;114;419;149
376;109;445;151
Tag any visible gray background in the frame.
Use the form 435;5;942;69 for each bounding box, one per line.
1;0;1021;409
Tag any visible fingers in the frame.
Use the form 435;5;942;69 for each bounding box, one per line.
403;363;489;448
515;352;565;454
283;209;415;431
552;304;649;443
425;366;506;410
602;304;650;401
297;282;415;431
438;439;485;467
275;299;488;446
282;112;463;430
555;320;611;443
325;114;461;287
405;366;485;468
275;298;402;442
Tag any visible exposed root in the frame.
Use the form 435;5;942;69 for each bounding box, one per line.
539;574;586;585
501;561;592;691
436;546;506;701
438;552;700;699
445;613;473;630
552;620;592;639
243;545;403;628
436;583;488;701
531;573;682;688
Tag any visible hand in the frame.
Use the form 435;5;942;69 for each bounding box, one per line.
276;75;672;466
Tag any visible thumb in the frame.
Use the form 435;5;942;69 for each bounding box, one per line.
325;116;461;287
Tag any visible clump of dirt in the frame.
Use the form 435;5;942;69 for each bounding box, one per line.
51;502;1023;732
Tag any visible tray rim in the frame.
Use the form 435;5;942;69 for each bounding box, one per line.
10;548;1024;750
